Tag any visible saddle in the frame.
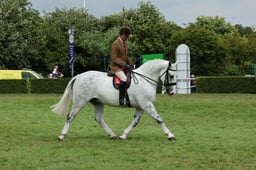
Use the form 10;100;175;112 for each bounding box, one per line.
108;65;132;107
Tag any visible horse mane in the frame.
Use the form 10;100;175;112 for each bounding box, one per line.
134;59;168;75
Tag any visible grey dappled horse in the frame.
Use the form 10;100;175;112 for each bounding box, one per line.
51;59;177;141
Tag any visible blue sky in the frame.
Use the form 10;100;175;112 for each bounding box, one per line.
29;0;255;27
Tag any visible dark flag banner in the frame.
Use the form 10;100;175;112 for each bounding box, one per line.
69;28;75;64
69;28;75;77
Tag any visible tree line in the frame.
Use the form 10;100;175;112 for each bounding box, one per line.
1;0;256;77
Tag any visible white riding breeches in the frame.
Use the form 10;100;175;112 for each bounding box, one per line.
115;71;127;82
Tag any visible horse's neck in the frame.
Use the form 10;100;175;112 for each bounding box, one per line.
134;61;165;81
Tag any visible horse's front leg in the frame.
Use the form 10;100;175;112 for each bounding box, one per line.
93;103;118;139
119;108;144;140
144;103;176;141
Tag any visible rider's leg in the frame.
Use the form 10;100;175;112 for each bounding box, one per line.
115;71;128;106
115;71;127;82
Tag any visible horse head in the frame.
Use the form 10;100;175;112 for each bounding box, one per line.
133;59;177;95
160;61;177;95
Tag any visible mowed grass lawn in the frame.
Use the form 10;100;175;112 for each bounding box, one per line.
0;93;255;170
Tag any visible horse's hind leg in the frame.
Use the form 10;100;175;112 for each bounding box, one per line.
119;108;144;140
144;103;176;141
58;103;85;141
93;103;117;139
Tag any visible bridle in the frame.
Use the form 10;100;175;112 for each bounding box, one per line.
131;62;176;89
161;62;176;87
161;62;177;95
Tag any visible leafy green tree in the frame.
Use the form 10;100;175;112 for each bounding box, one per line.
130;1;180;56
170;25;227;76
0;0;44;70
234;24;254;37
223;31;256;75
99;14;124;31
77;27;119;71
4;1;252;77
41;8;98;75
93;2;181;67
171;16;256;76
240;33;256;74
40;2;180;73
193;16;236;35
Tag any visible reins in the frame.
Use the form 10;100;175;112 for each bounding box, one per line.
131;71;159;86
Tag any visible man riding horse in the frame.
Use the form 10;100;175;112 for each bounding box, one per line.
109;26;132;106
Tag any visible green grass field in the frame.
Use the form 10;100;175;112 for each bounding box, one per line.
0;94;256;170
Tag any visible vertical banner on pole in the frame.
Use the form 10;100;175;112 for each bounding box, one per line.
68;28;75;77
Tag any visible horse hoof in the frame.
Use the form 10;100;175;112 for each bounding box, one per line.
168;137;176;141
119;136;126;140
110;135;118;140
58;135;65;141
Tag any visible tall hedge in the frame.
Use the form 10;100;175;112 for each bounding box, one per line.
0;78;70;94
0;76;256;94
0;80;27;93
30;79;70;93
196;76;256;93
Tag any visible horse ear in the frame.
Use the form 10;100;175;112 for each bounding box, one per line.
172;62;178;68
168;62;172;67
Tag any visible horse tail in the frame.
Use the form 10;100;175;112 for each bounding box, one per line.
51;76;77;116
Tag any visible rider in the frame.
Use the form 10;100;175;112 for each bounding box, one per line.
109;26;132;106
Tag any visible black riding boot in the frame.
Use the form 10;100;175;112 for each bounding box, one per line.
119;81;131;107
119;81;126;106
